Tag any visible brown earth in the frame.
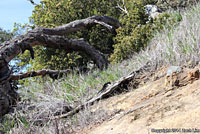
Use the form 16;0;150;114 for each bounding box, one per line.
80;66;200;134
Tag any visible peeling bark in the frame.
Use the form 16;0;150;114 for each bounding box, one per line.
0;15;120;117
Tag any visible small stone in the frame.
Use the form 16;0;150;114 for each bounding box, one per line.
166;66;182;76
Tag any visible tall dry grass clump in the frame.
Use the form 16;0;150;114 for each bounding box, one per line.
134;4;200;67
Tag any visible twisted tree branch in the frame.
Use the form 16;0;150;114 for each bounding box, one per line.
34;15;120;35
0;15;120;117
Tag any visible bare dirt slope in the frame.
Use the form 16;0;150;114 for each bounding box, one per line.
82;66;200;134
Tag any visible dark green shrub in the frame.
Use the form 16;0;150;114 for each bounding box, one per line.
109;1;154;63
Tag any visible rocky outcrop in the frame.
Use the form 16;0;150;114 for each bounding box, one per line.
165;66;199;88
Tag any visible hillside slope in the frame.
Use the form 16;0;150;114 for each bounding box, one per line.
82;66;200;134
3;3;200;134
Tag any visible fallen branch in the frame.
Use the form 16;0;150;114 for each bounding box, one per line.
53;63;151;119
53;74;135;119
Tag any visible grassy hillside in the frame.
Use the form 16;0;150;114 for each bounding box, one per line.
2;3;200;134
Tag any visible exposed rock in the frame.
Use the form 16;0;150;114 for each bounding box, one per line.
166;66;182;76
144;5;162;20
165;67;199;88
145;5;159;15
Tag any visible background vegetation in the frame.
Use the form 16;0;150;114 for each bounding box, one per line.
0;28;13;43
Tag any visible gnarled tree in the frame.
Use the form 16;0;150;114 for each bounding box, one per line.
0;15;120;117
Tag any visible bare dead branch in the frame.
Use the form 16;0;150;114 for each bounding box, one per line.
116;0;129;15
10;69;71;80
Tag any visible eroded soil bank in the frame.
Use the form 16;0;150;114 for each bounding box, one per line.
81;66;200;134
